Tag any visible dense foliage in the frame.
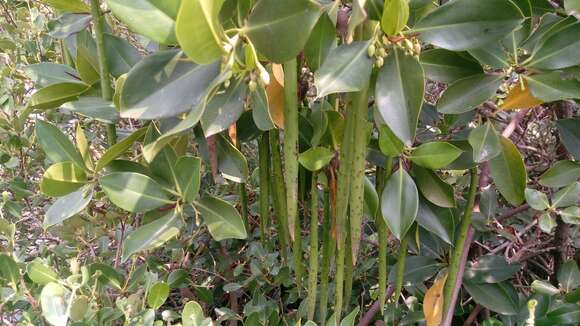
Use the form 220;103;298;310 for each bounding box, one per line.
0;0;579;325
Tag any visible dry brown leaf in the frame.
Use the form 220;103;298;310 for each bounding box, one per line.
272;63;284;87
266;74;285;129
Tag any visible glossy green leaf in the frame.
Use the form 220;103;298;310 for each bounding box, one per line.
104;33;142;78
96;127;147;171
464;281;520;315
147;281;170;309
376;47;425;146
539;212;556;233
29;83;89;110
539;160;580;188
216;134;249;183
40;282;69;326
526;72;580;103
0;254;19;290
437;74;503;114
121;50;220;120
489;137;527;205
23;63;84;87
560;206;580;225
298;147;335;171
314;41;373;98
552;183;580;208
468;45;511;69
413;166;455;208
381;0;409;36
556;118;580;159
416;197;455;244
36;120;85;169
176;0;224;64
40;161;87;197
100;172;174;213
558;260;580;292
122;210;182;262
90;263;124;290
27;260;58;285
364;176;379;218
61;97;120;123
414;0;524;51
201;79;247;137
304;14;337;71
388;256;442;285
42;0;90;12
47;13;92;39
409;141;462;169
44;187;93;229
378;124;404;156
174;156;201;203
468;122;502;163
525;189;550;211
420;49;482;83
106;0;180;44
244;0;322;63
250;86;275;131
546;303;580;325
195;195;247;241
381;168;419;239
464;255;521;284
527;22;580;70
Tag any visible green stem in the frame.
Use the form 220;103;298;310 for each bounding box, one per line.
376;157;392;313
393;235;409;304
239;182;249;232
343;224;353;310
319;188;334;324
270;129;289;263
89;0;116;146
258;132;271;245
443;168;479;313
307;173;319;321
283;58;299;242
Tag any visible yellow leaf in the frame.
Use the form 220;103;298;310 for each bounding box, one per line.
266;73;285;129
500;80;544;110
423;273;447;326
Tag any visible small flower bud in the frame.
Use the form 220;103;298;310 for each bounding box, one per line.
367;44;376;57
248;80;257;92
378;47;386;58
375;56;384;68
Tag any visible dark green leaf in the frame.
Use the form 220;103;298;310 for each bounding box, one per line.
36;120;85;169
525;189;550;211
416;197;456;244
100;172;174;213
539;160;580;188
250;87;275;131
40;161;87;197
526;72;580;102
96;127;147;171
175;156;201;203
464;281;520;315
195;195;247;241
122;210;182;262
314;41;373;98
437;74;503;114
45;187;93;229
464;255;521;284
556;118;580;159
558;261;580;292
468;122;502;163
546;304;580;325
489;137;527;205
552;183;580;208
414;0;524;51
527;22;580;70
61;97;120;123
381;168;419;239
244;0;322;63
0;255;19;290
388;256;442;285
104;33;142;78
216;134;249;183
420;49;482;83
413;166;456;208
304;14;337;71
409;142;463;169
376;47;425;146
106;0;180;44
201;79;247;137
121;50;220;120
24;63;84;87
